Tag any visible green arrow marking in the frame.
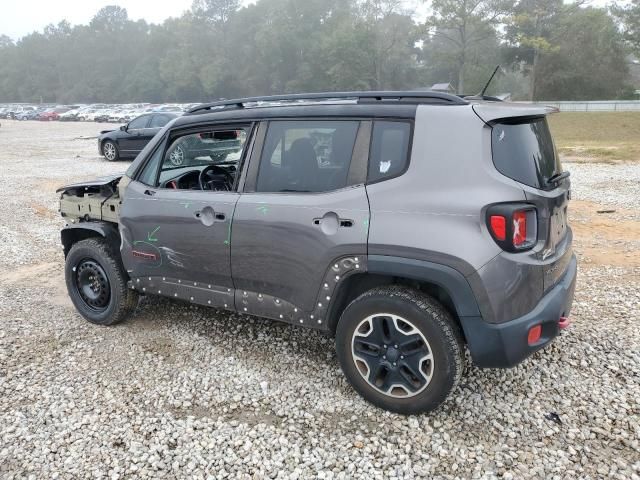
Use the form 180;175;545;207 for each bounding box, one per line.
147;226;160;242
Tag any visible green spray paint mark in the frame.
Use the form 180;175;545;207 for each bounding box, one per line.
363;218;369;231
180;201;192;209
256;201;269;216
147;226;160;242
224;202;238;246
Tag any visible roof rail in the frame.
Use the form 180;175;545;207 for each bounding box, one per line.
459;94;504;102
186;90;468;114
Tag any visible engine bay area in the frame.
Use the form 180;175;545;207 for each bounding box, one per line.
58;175;122;224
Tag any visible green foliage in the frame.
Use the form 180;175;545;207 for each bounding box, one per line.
504;1;630;100
0;0;633;103
534;8;629;100
612;0;640;54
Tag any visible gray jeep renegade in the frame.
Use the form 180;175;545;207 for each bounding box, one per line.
58;91;576;414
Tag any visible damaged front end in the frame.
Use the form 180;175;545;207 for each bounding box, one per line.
57;174;126;224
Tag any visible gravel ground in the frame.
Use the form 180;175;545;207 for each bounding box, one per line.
0;120;638;479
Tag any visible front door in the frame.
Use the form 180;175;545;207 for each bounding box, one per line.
120;123;253;309
230;120;370;327
119;114;152;156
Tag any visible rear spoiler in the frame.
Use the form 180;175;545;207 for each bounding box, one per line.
473;103;558;125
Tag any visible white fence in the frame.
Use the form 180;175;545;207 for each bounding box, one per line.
534;100;640;112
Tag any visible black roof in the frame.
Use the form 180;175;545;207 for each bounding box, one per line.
173;91;468;127
187;90;467;114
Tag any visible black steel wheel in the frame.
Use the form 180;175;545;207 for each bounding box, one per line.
74;259;111;312
336;286;464;415
65;238;139;325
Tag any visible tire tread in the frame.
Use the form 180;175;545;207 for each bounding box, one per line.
66;237;138;325
336;285;465;414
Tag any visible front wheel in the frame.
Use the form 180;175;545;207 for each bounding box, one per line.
335;286;464;415
102;140;119;161
168;144;186;166
65;238;139;325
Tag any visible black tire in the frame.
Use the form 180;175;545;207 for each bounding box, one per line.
65;238;139;326
102;140;119;161
335;286;464;415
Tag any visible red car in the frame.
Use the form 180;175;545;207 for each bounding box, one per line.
38;107;70;121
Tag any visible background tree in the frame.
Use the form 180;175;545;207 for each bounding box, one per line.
426;0;513;93
533;7;629;100
612;0;640;54
0;0;634;103
504;0;568;100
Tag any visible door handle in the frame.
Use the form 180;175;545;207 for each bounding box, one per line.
194;208;225;224
144;189;156;196
313;213;353;230
314;217;353;227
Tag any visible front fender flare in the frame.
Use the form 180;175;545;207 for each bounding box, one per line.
61;222;120;257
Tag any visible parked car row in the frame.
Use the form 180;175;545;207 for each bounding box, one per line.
0;103;195;122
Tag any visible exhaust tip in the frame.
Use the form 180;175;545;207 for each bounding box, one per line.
558;316;571;330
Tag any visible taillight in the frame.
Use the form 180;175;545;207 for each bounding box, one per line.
489;215;506;241
487;204;537;252
512;210;527;246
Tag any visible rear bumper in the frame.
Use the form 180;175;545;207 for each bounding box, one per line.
460;254;577;368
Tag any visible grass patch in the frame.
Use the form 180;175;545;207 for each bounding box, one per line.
548;112;640;163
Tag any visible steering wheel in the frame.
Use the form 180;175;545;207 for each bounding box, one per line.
199;165;234;191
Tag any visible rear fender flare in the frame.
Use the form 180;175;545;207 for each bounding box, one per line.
366;255;482;318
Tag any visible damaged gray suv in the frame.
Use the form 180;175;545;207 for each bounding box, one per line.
58;92;577;414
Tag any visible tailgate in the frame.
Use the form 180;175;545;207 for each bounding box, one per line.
479;103;574;291
532;185;573;291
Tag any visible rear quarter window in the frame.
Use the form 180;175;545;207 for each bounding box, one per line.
491;117;562;190
367;121;411;183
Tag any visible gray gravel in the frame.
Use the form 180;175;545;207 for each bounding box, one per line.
0;120;638;479
565;161;640;212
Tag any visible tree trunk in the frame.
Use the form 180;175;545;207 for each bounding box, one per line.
457;64;465;94
529;48;538;101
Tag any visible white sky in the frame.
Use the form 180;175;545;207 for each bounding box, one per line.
0;0;616;41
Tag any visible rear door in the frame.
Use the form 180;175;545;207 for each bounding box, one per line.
230;120;370;326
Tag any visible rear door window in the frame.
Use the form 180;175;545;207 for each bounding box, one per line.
367;121;411;183
256;120;359;193
491;117;562;190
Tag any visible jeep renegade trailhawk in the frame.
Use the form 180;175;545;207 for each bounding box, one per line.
58;91;577;414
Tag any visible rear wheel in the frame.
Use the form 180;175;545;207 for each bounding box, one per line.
65;238;139;325
102;140;119;161
335;286;464;414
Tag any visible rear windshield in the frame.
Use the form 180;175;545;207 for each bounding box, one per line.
491;117;561;190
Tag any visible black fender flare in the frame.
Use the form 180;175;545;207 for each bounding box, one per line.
366;255;482;318
61;222;120;257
